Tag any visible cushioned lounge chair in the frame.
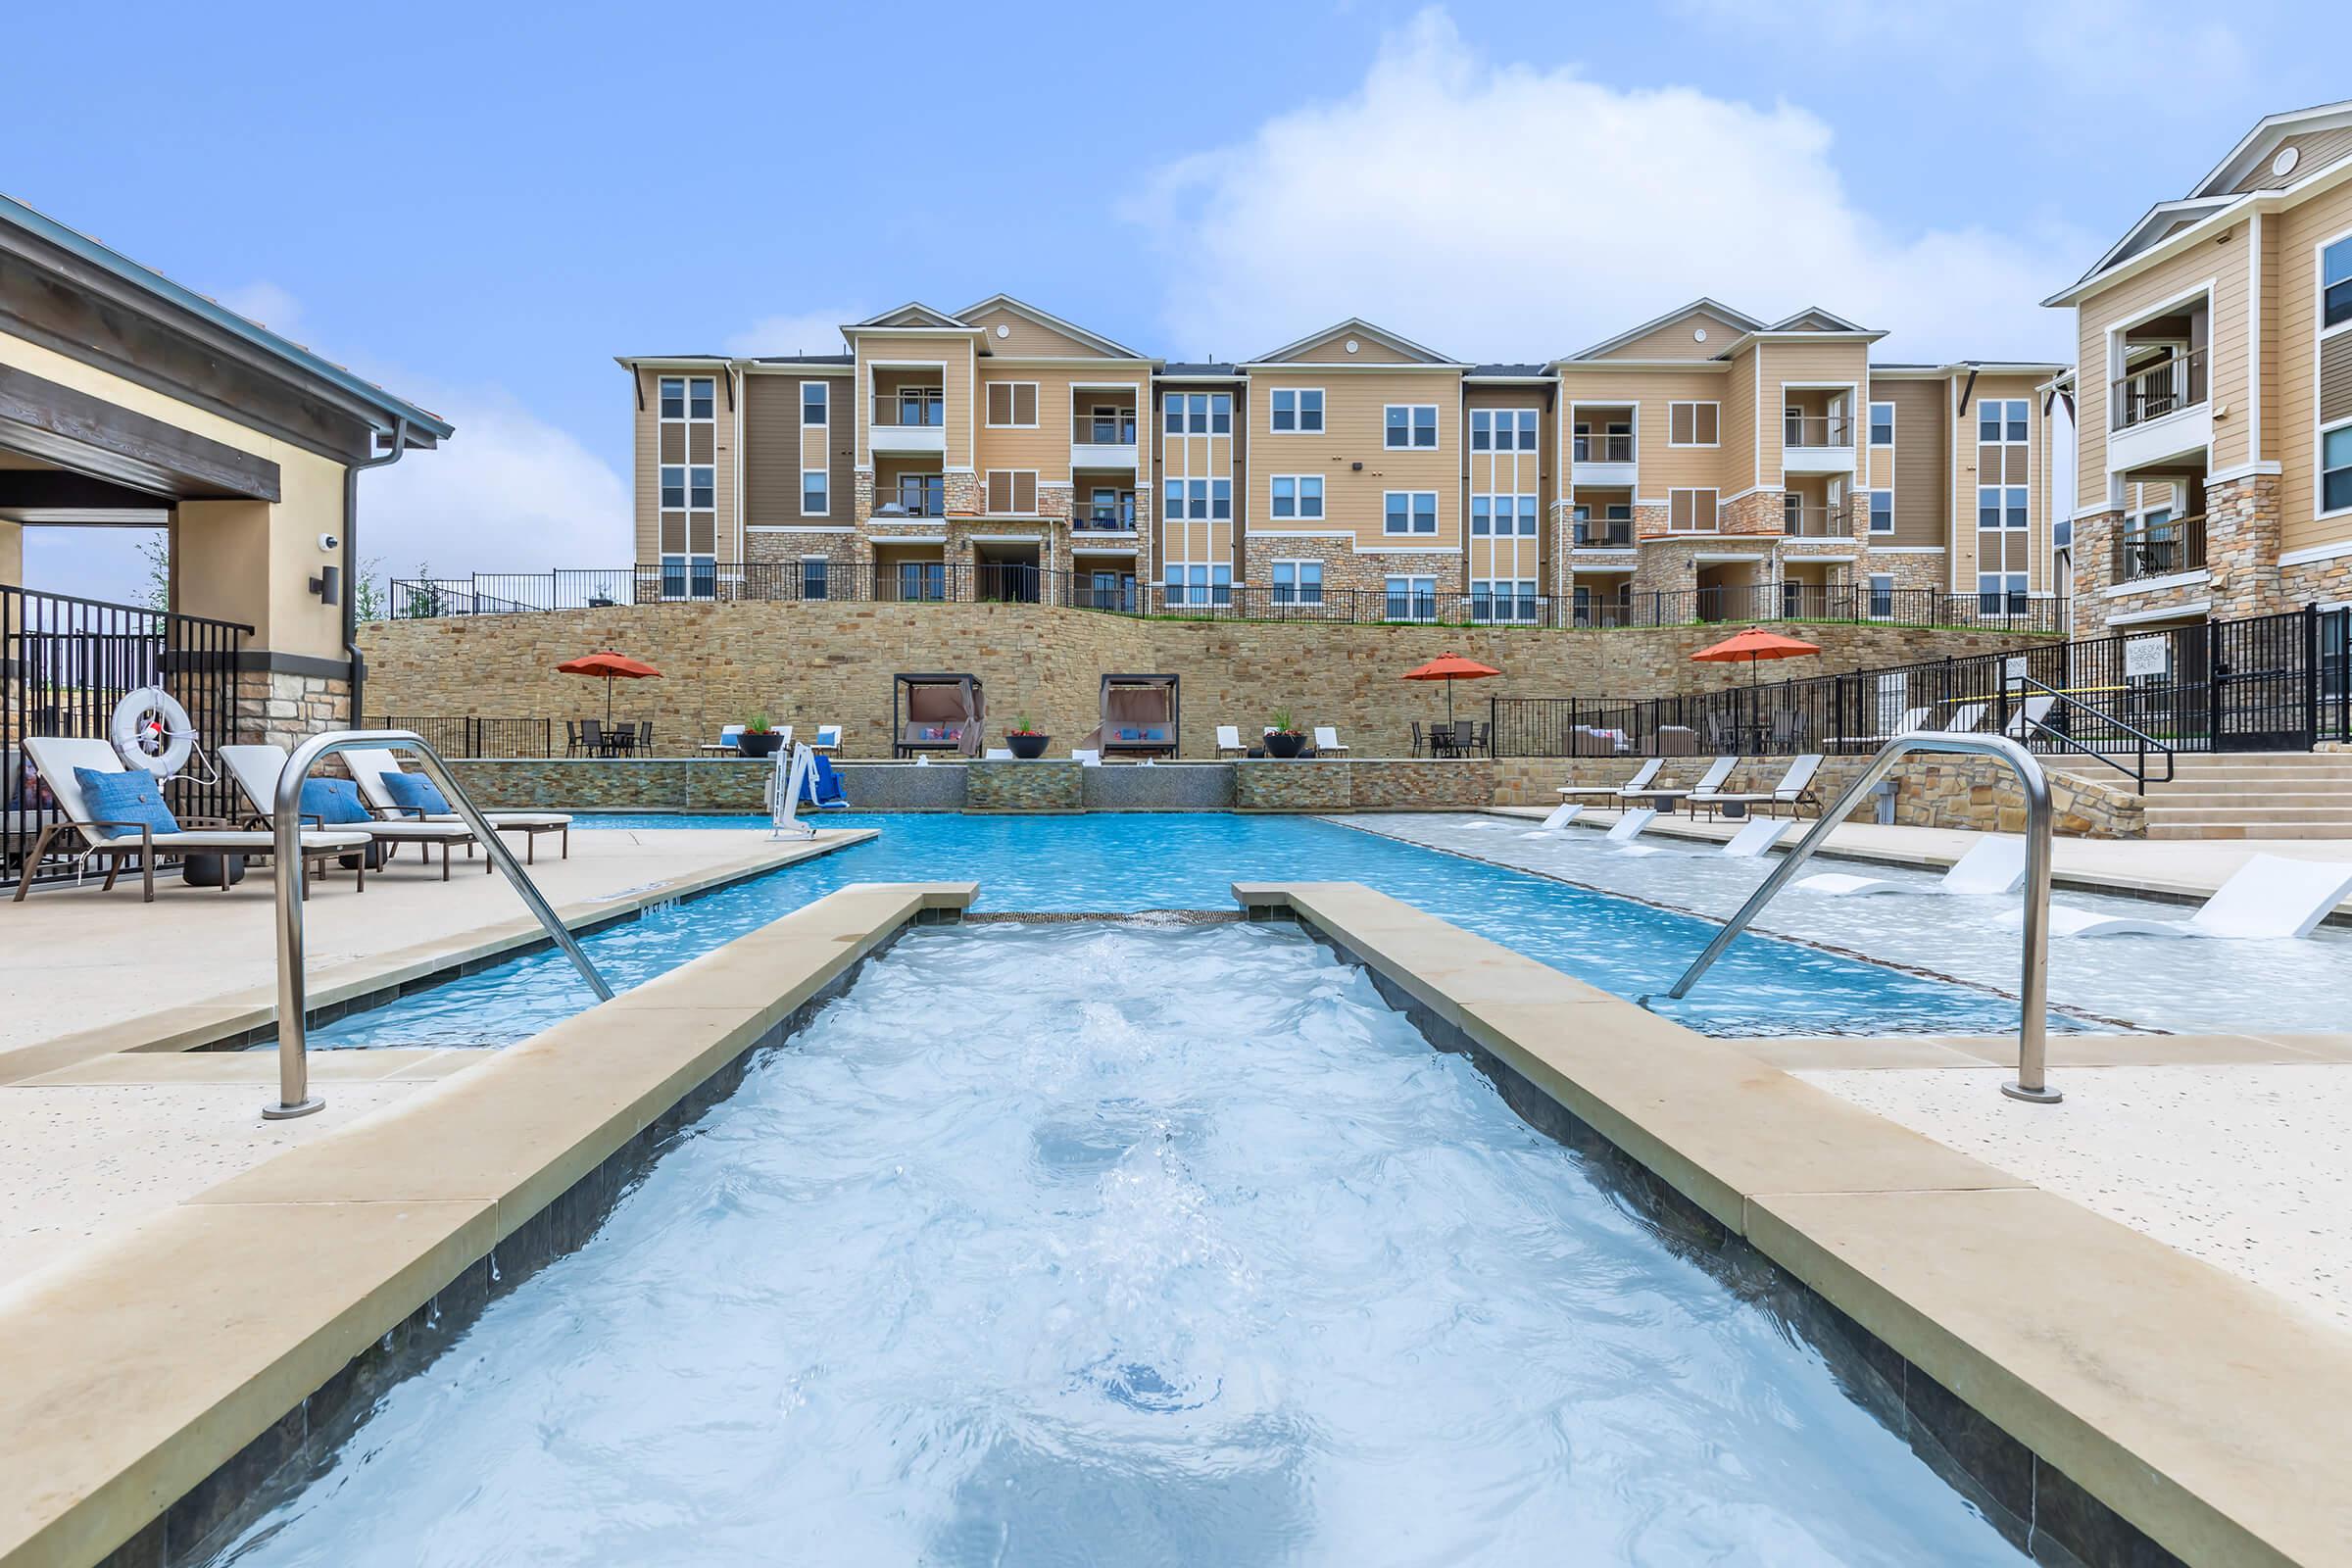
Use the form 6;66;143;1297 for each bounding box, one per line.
1623;756;1738;816
13;738;370;903
1556;758;1661;803
1795;836;2025;898
1694;755;1825;819
342;748;571;862
2006;855;2352;940
1312;726;1348;755
1215;725;1247;758
220;745;488;881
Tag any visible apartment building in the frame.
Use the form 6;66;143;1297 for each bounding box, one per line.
619;295;2060;622
2045;98;2352;638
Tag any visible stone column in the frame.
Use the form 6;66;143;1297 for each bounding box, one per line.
2202;470;2285;619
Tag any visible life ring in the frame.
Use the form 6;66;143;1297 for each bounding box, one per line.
111;686;195;776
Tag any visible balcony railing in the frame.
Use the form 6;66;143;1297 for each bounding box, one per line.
1572;432;1635;463
871;392;946;428
1782;503;1847;537
876;480;947;518
1783;414;1854;448
2110;348;2207;431
1574;520;1634;548
1072;413;1138;445
2112;513;2207;583
1072;502;1137;531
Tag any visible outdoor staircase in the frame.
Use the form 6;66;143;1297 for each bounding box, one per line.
2054;752;2352;839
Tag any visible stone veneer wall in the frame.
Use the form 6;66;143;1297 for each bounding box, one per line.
966;760;1084;811
361;602;2050;764
1493;755;2145;839
1233;760;1493;811
233;670;351;749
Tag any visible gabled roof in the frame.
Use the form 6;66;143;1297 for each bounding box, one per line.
2073;196;2236;285
1249;317;1458;367
954;292;1143;359
2190;98;2352;199
849;302;971;331
1565;298;1766;362
1769;306;1867;333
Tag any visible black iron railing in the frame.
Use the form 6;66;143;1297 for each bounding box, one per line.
369;715;556;759
2112;514;2207;583
4;584;249;889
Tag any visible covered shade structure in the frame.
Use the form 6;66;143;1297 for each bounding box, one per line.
555;651;662;725
892;672;985;757
1083;673;1180;759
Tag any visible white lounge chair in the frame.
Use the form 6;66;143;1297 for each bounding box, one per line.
1695;755;1824;819
1071;749;1102;766
14;737;371;903
1558;758;1661;803
811;725;843;754
1312;726;1348;756
1941;702;1988;733
343;748;572;862
1796;836;2026;898
2001;694;2056;740
2011;855;2352;940
1519;803;1584;838
1603;808;1658;844
1215;725;1247;758
221;745;488;880
1721;818;1793;858
1625;756;1738;816
983;748;1013;760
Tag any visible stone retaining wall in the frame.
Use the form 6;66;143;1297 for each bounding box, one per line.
1493;755;2145;838
1234;760;1494;811
966;760;1084;811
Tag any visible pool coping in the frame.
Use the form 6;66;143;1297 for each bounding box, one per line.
1233;879;2352;1568
0;828;879;1086
0;879;975;1568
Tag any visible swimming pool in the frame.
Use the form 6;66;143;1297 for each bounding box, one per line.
305;812;2048;1048
212;923;2034;1565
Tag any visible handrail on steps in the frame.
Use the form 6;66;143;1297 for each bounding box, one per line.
266;728;612;1120
2007;675;2176;795
1659;731;2061;1103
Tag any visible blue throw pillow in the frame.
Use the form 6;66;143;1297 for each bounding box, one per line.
380;770;452;816
299;777;374;824
74;767;179;839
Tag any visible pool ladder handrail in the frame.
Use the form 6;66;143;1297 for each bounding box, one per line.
1662;730;2059;1104
265;728;613;1120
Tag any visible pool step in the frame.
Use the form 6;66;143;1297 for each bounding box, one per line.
2051;751;2352;839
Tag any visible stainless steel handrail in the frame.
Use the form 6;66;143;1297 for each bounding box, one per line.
1662;731;2059;1103
265;728;613;1119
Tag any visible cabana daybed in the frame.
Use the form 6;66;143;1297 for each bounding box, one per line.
1083;673;1180;760
893;673;985;758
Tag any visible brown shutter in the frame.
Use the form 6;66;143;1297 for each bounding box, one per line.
1696;403;1719;444
1014;471;1037;514
1670;490;1690;529
689;513;714;554
987;383;1009;425
2323;332;2352;425
1670;404;1692;445
987;470;1010;513
1694;490;1717;530
689;425;714;464
1015;384;1038;426
659;425;684;463
660;513;684;553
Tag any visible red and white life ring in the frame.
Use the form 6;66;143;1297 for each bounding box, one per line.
110;686;195;777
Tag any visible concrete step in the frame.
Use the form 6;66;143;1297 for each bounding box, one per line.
2140;806;2352;826
2148;821;2352;840
2137;791;2352;809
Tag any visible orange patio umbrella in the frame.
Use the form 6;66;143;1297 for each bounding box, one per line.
1690;626;1821;686
556;651;663;725
1401;651;1502;727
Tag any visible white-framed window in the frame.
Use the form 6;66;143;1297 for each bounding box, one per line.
1470;495;1491;536
2324;232;2352;332
1269;475;1324;519
800;557;829;600
2323;420;2352;515
895;473;945;516
1166;392;1213;434
1978;571;2029;614
1471;410;1492;452
659;374;714;421
1978;485;2030;529
1384;574;1437;620
659;554;716;601
1978;398;2029;444
1471;578;1540;623
1472;495;1538;536
1080;486;1135;528
1868;401;1895;445
1668;401;1720;447
1162;477;1182;518
658;374;717;589
1472;410;1538;452
801;469;827;516
1169;564;1232;607
1667;488;1717;532
1513;409;1538;450
1867;573;1894;618
1269;388;1324;433
1573;416;1635;463
801;380;828;426
1384;491;1438;534
1385;405;1438;449
985;469;1039;514
1211;478;1232;520
1209;393;1232;434
1272;560;1324;605
1868;489;1893;532
984;382;1039;427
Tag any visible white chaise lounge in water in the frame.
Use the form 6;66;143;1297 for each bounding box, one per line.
1721;817;1793;858
1603;808;1658;844
1794;836;2025;898
2009;854;2352;939
1519;803;1584;837
1557;758;1660;804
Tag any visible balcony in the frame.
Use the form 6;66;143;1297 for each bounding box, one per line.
1571;419;1637;486
1071;410;1140;470
871;390;948;456
2111;513;2207;586
1574;519;1634;549
1781;413;1857;473
874;476;947;520
1782;501;1848;538
1072;497;1138;534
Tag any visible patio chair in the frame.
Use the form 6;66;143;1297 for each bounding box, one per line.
1518;803;1584;838
812;724;844;755
1796;836;2026;899
580;717;608;757
1557;758;1661;803
2001;694;2056;740
564;720;583;758
13;737;371;904
1603;807;1658;844
2003;854;2352;940
636;720;655;754
1071;749;1102;766
1694;755;1825;819
1408;721;1427;758
1941;702;1988;734
220;745;488;881
343;748;572;862
1623;756;1738;815
1312;726;1348;756
1215;725;1247;758
1654;725;1698;756
1720;818;1793;858
984;748;1014;760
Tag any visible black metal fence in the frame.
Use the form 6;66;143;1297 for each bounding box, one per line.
4;584;250;889
370;715;556;759
1490;605;2352;771
385;563;2069;636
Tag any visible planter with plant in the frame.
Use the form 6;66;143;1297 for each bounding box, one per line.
738;714;785;759
1264;710;1307;760
1005;715;1051;760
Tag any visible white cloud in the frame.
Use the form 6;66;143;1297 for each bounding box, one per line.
1127;9;2082;365
216;280;305;340
723;308;860;358
361;382;629;579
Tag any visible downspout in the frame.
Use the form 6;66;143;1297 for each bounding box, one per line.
343;417;410;723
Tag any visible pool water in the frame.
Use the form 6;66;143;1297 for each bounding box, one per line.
306;812;2047;1048
212;924;2031;1566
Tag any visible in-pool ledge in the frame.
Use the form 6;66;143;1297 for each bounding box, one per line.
1233;879;2352;1568
0;880;974;1568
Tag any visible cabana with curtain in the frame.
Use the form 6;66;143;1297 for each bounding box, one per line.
892;673;986;757
1084;673;1180;760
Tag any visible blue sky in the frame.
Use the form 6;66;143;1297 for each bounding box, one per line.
10;0;2335;600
